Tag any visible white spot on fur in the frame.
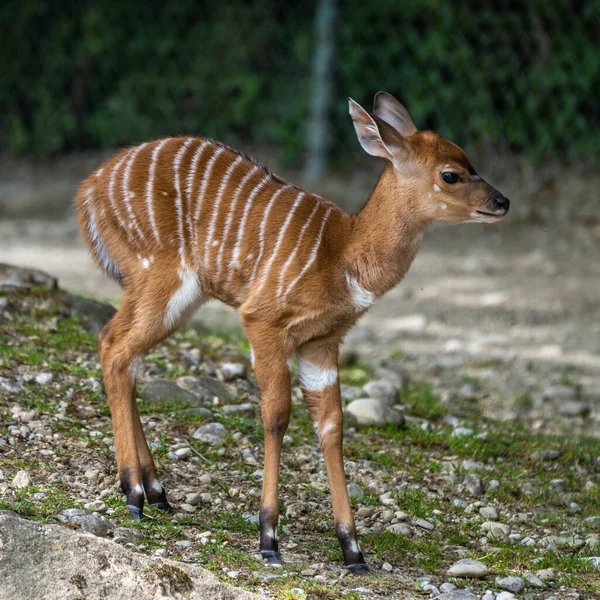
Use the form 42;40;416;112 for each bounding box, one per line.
134;484;144;495
265;527;278;541
318;420;337;442
296;355;337;391
433;184;441;192
211;239;219;247
161;191;168;196
440;202;447;210
426;192;432;198
141;258;150;269
164;268;203;328
96;168;103;177
350;539;361;554
345;273;375;310
249;347;254;367
151;480;163;493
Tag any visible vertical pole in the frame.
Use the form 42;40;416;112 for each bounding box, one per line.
303;0;337;183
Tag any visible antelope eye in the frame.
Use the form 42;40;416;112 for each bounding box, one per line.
442;172;461;184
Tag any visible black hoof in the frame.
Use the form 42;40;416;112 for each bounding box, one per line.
347;562;373;576
126;505;143;520
260;550;283;565
149;501;173;512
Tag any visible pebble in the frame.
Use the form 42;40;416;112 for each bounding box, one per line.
220;362;246;381
387;523;413;536
584;516;600;529
413;517;434;531
531;449;561;461
175;540;192;549
559;401;590;417
113;527;143;544
362;380;399;406
542;385;577;401
480;506;498;520
347;483;365;501
438;590;478;600
381;562;393;572
193;422;227;445
481;521;511;541
481;592;494;600
174;447;192;460
464;474;485;496
221;403;255;416
522;572;545;588
56;508;115;537
345;399;404;427
439;583;457;593
496;593;515;600
446;558;489;578
584;557;600;568
535;568;555;581
452;427;474;438
243;448;258;466
139;379;199;404
35;372;53;385
83;500;107;513
496;576;524;592
185;493;202;506
11;470;32;489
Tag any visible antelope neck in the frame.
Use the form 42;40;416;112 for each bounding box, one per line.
344;164;429;298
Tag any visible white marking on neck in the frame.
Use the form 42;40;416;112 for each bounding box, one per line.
173;138;194;261
193;146;226;260
280;206;331;301
164;267;203;328
296;355;337;391
204;155;243;269
433;184;441;192
215;165;261;280
108;154;129;232
345;273;375;310
227;174;271;282
146;139;170;244
246;184;291;287
122;143;148;241
249;190;304;303
276;201;320;298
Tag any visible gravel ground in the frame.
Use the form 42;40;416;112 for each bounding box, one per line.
1;281;599;600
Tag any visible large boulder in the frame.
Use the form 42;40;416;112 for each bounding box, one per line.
0;511;259;600
66;294;117;335
345;398;405;427
0;263;58;291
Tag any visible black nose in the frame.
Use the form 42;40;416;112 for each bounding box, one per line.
495;195;510;211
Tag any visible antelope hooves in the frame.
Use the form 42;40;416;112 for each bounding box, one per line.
126;504;143;520
347;562;373;576
260;550;283;565
149;501;173;512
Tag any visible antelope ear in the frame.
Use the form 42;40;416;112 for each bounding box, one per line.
373;91;418;137
348;98;394;160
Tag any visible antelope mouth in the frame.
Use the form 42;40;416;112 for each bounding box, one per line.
470;209;506;223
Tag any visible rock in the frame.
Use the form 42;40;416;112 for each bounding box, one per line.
446;558;489;578
437;590;478;600
0;263;58;290
56;508;115;537
535;568;555;581
452;427;474;438
531;449;561;461
176;376;232;403
83;500;107;513
140;379;200;405
34;372;53;385
193;423;227;445
242;514;259;525
584;557;600;568
412;517;434;531
66;294;117;335
479;506;498;520
176;540;192;550
340;384;363;403
113;527;143;544
549;479;566;491
219;363;246;381
387;523;413;536
175;447;192;460
585;516;600;529
439;583;457;593
185;493;203;506
11;470;32;489
464;474;485;496
345;399;404;427
542;385;577;401
361;380;399;406
381;562;393;572
496;593;515;600
181;406;215;421
496;576;524;592
347;483;365;501
481;521;511;541
0;377;24;394
242;449;258;466
522;572;545;588
0;513;258;600
221;403;255;417
558;401;590;417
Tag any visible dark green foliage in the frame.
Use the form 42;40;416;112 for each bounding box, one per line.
1;1;598;161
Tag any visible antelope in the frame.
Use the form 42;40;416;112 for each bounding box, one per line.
74;92;509;574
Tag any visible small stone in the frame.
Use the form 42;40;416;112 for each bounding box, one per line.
221;403;255;416
340;384;363;403
446;558;489;578
179;503;195;513
83;500;107;513
243;448;258;466
496;593;515;600
381;562;393;572
193;422;227;445
464;474;485;496
362;380;399;406
496;576;524;593
387;523;413;536
452;427;474;438
35;372;53;385
542;385;576;401
531;449;561;461
176;375;232;403
559;401;590;417
242;513;259;525
11;470;32;489
174;447;192;460
549;479;566;491
522;572;545;588
481;521;511;541
185;493;202;506
113;527;143;544
175;540;192;549
139;379;199;404
413;517;434;531
345;398;404;427
583;557;600;568
535;568;555;581
439;583;457;593
521;481;539;495
584;516;600;529
480;506;498;520
347;483;365;501
56;508;115;537
220;362;246;381
438;590;478;600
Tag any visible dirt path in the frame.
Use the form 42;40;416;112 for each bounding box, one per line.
2;217;599;434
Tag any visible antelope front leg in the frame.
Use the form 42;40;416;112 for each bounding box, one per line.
296;341;370;574
244;321;292;564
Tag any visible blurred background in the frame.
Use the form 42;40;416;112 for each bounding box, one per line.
1;1;599;431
